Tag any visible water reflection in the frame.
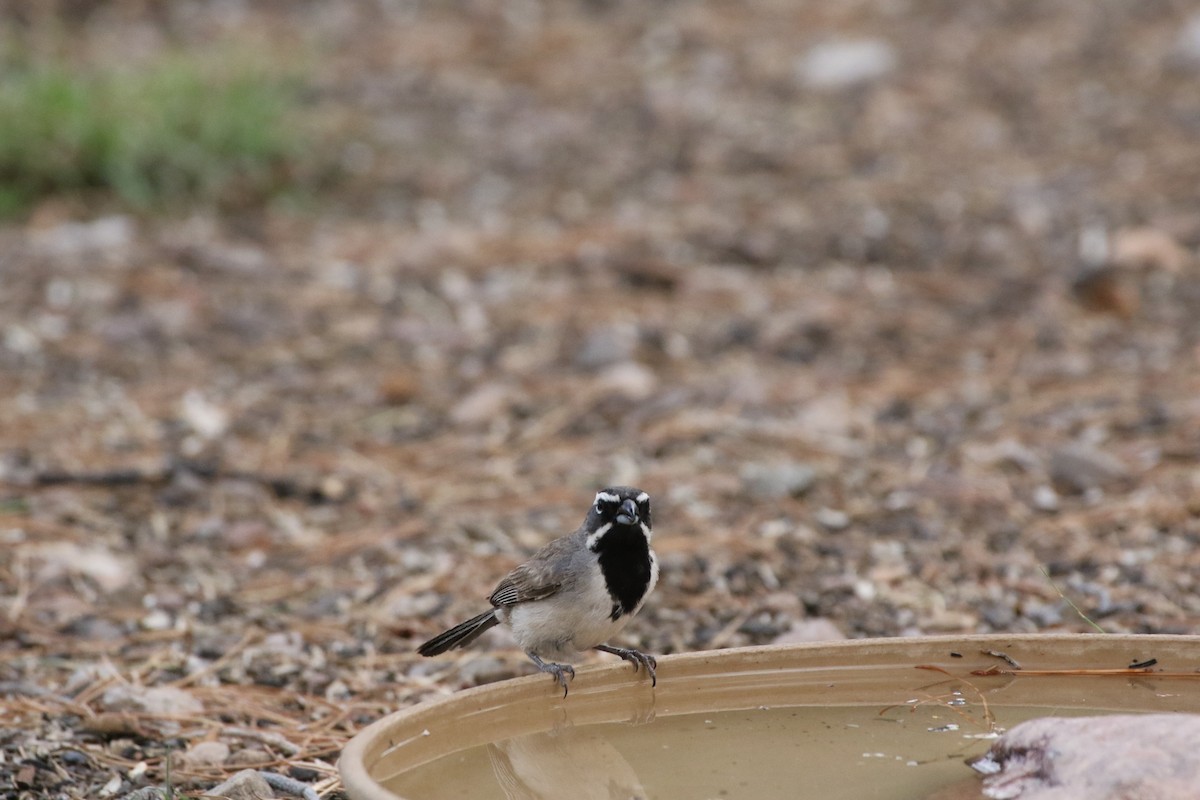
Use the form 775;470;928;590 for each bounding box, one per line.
488;726;647;800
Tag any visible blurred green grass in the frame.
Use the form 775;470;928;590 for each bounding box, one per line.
0;48;309;216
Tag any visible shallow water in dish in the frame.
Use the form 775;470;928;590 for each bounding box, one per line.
349;636;1200;800
387;702;1052;800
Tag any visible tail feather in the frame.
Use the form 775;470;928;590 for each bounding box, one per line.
417;610;499;656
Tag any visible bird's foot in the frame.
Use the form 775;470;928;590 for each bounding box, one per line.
527;653;576;697
595;644;657;687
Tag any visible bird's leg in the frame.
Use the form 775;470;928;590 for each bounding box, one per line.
527;653;576;697
594;644;657;687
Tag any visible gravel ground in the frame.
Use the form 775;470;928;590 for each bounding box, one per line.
2;2;1200;798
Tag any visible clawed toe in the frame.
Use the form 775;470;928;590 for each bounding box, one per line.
595;645;658;687
547;664;573;697
528;653;576;697
638;653;658;687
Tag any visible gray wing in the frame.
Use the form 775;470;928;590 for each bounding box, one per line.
488;533;579;608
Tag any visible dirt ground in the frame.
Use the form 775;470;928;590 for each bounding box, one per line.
3;1;1200;798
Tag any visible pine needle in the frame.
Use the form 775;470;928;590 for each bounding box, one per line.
1039;565;1106;634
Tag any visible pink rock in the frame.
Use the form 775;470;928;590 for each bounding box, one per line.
969;714;1200;799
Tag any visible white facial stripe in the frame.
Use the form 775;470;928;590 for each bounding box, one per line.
640;522;652;542
635;492;649;504
586;522;613;551
594;491;620;505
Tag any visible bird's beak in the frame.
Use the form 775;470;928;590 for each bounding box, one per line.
616;498;639;526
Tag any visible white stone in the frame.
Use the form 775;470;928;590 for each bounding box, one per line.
798;39;897;89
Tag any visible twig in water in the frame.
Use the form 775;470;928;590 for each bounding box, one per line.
981;649;1022;669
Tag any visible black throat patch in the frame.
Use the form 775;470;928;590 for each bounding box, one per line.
594;524;652;620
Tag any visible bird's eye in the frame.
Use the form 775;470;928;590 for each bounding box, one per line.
595;500;608;514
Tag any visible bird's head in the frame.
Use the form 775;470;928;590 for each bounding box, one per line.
585;486;652;551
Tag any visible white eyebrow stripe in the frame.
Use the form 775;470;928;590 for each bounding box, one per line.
594;491;620;504
586;522;613;551
635;492;649;504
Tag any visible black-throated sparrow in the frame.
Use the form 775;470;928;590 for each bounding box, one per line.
417;486;659;695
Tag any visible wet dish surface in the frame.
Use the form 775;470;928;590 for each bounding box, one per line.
390;703;1073;800
344;635;1200;800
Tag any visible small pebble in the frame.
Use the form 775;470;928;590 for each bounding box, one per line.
140;609;172;631
740;461;818;499
460;656;515;686
1049;443;1130;494
1031;485;1059;512
207;769;276;800
798;38;897;89
574;324;637;368
288;765;320;782
1173;12;1200;66
815;507;850;531
449;383;511;426
226;748;272;767
182;740;230;769
595;362;658;401
97;775;124;798
1022;600;1064;627
771;619;847;645
100;685;203;716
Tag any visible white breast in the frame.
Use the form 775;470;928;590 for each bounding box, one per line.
499;553;656;661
